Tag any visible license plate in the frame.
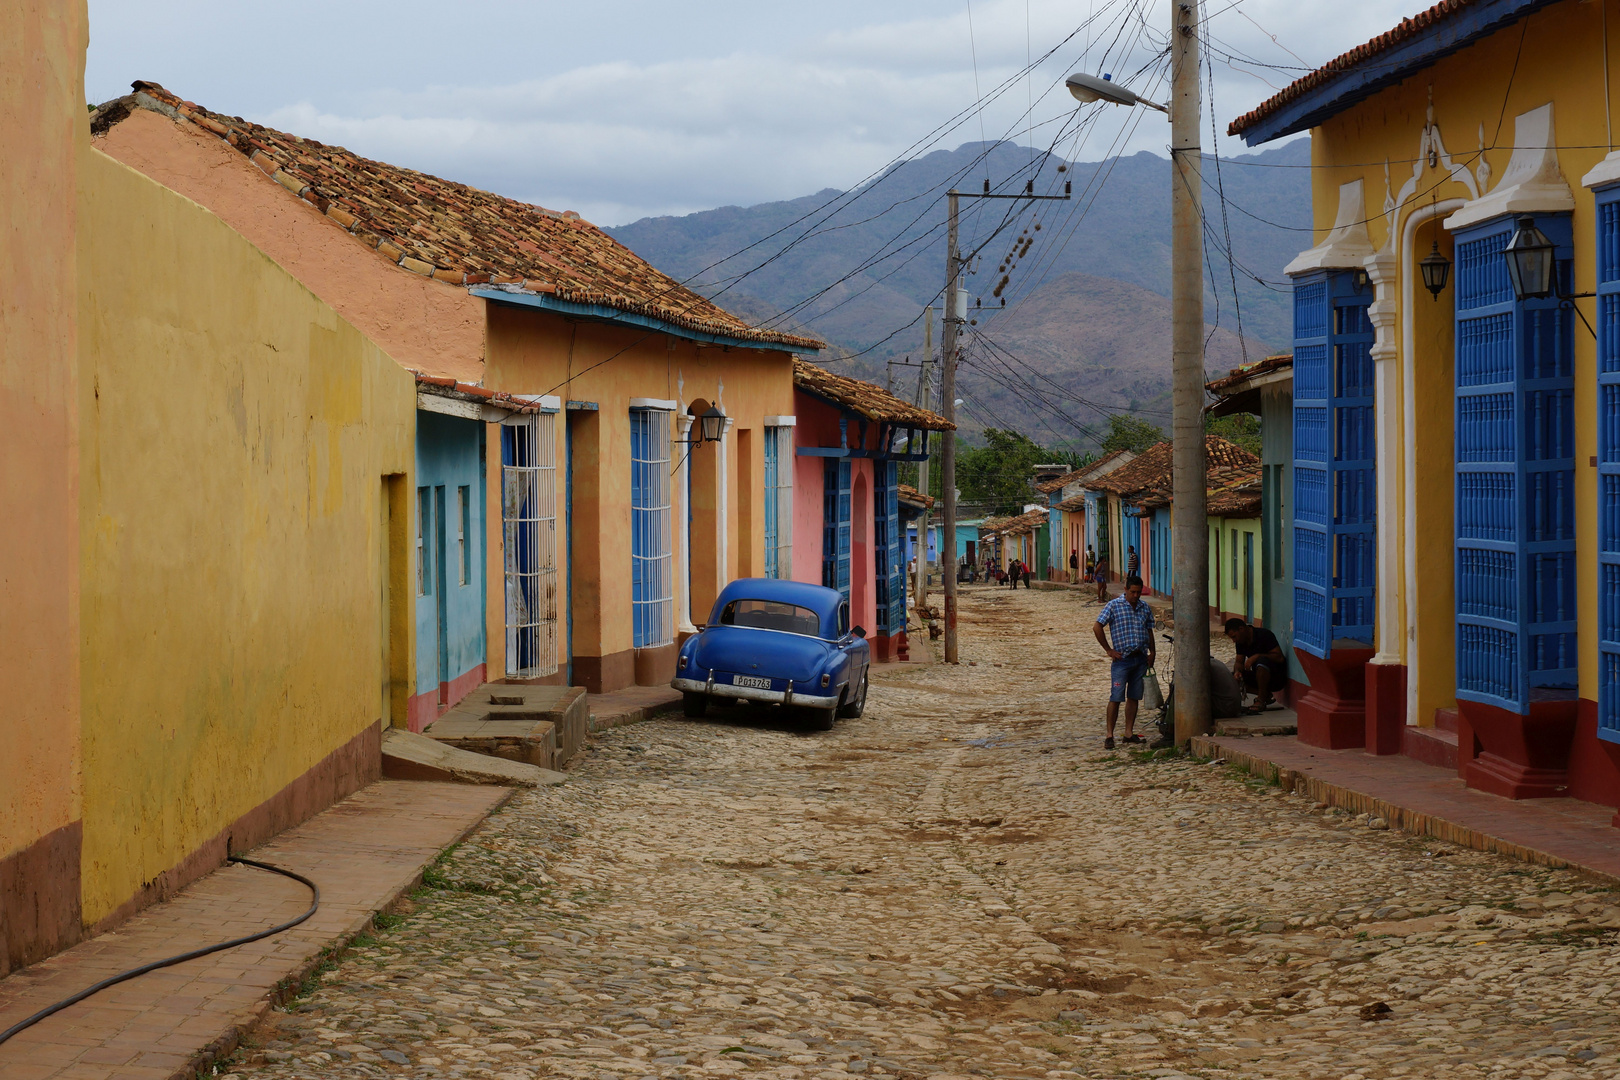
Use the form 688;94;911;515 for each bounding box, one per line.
733;675;772;690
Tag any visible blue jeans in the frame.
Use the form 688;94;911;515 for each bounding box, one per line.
1110;652;1150;703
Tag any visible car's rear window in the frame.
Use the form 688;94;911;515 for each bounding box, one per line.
719;599;821;636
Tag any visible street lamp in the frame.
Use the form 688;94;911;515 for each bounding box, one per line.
1418;241;1451;300
1065;73;1168;113
1502;214;1555;301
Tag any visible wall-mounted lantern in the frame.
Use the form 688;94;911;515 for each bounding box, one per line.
1419;241;1451;300
680;405;726;446
1502;214;1555;301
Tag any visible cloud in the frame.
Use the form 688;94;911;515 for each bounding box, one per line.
88;0;1422;226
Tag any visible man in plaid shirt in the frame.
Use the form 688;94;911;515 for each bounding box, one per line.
1092;575;1155;748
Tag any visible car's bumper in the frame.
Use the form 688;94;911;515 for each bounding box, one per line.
671;676;839;709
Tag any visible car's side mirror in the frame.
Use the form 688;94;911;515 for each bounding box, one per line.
852;625;866;639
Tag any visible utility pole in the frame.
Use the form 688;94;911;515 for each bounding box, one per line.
939;182;1068;664
1170;0;1211;744
915;309;934;615
941;193;962;663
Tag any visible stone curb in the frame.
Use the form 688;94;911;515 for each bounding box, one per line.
1192;736;1620;887
173;786;517;1080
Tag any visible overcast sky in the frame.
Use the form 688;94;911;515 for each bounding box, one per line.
86;0;1421;228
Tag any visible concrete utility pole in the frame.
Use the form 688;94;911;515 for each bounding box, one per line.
915;308;934;615
941;193;962;664
1169;0;1211;744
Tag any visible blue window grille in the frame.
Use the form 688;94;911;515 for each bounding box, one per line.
630;408;673;648
764;428;780;579
821;459;851;601
1292;271;1376;657
1454;214;1578;715
1597;189;1620;740
874;460;905;635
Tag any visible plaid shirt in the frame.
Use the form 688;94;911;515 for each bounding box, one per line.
1097;595;1155;655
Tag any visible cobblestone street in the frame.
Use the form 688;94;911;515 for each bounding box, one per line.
233;585;1620;1080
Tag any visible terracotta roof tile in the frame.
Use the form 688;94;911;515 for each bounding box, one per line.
1227;0;1507;138
793;359;954;430
108;82;821;352
982;507;1049;536
897;483;935;510
413;372;543;415
1084;436;1259;499
1032;449;1132;494
1205;353;1293;395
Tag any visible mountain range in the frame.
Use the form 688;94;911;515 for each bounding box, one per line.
608;138;1311;449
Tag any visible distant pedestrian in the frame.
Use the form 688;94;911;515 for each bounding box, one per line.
1093;553;1109;603
1019;559;1032;588
1069;548;1080;584
1127;545;1140;578
1093;575;1154;749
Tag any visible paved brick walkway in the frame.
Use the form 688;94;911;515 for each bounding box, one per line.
587;685;681;731
0;780;511;1080
1195;734;1620;883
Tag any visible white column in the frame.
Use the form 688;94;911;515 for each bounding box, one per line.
676;412;696;634
717;416;735;589
1364;248;1402;669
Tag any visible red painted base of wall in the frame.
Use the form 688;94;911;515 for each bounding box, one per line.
1562;699;1620;822
407;663;487;733
1458;697;1579;800
1365;662;1407;756
1292;646;1375;750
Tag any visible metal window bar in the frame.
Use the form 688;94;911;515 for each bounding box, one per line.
774;426;794;578
764;430;779;579
1597;188;1620;740
631;408;674;648
502;413;559;678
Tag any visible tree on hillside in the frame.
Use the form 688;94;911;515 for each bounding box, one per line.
1205;412;1262;455
1100;413;1165;454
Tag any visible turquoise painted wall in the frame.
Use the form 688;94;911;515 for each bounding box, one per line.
1261;385;1303;683
414;411;487;697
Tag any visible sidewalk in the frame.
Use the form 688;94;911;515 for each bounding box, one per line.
1193;733;1620;884
0;780;510;1080
588;684;682;731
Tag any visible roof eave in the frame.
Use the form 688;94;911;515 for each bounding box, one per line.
470;286;818;354
1232;0;1556;145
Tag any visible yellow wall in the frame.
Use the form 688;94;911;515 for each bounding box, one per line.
76;150;415;923
483;304;795;684
1209;517;1263;619
0;0;88;970
1303;0;1614;711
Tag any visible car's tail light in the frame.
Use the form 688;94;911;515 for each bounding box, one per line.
820;673;831;688
679;654;688;669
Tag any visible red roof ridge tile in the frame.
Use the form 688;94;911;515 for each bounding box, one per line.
793;359;954;431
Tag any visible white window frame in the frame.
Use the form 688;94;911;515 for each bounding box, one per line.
764;418;796;579
502;411;559;678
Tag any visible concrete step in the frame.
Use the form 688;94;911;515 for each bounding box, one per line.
1402;724;1459;771
381;728;565;788
1434;706;1460;734
426;683;588;770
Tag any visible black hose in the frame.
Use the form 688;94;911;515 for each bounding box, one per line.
0;856;319;1047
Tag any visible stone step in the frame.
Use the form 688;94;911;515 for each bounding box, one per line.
425;683;588;771
1402;724;1459;771
381;727;564;787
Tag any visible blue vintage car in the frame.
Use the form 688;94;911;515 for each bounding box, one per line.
672;578;871;729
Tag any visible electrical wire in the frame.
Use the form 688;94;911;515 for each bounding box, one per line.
0;857;320;1048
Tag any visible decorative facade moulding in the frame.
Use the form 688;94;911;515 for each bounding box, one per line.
1285;179;1376;276
1580;150;1620;190
1445;103;1574;231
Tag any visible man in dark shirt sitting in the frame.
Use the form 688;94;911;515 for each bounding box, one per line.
1223;618;1286;713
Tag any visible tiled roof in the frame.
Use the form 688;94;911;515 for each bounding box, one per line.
1033;449;1132;494
1055;492;1089;513
101;83;821;352
1205;354;1293;395
983;508;1049;537
897;483;935;510
793;359;955;431
1085;436;1260;499
414;373;543;415
1227;0;1510;138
